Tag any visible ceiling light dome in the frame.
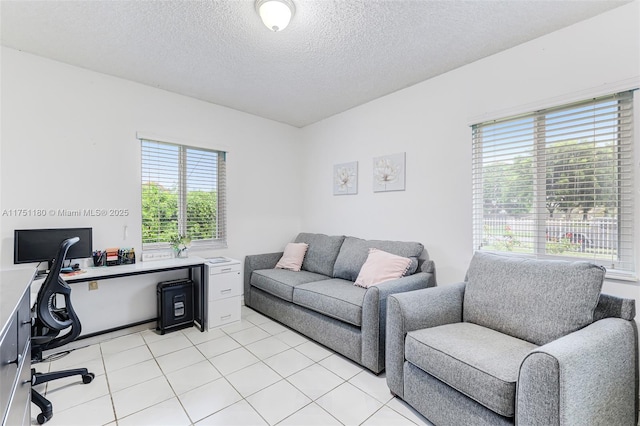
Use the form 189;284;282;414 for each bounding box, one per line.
256;0;295;32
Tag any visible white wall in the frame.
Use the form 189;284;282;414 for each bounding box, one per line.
1;47;303;332
1;47;302;264
300;2;640;300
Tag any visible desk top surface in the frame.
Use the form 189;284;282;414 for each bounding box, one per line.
0;267;36;338
62;256;208;282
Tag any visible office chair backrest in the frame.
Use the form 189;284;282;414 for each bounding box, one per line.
35;237;82;347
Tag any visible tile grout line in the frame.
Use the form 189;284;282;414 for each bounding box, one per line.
37;309;426;425
99;342;119;426
149;333;195;426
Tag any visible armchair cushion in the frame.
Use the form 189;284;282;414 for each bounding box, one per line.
464;252;604;345
405;322;537;417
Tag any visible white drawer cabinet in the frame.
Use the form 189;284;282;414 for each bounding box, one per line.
206;258;241;329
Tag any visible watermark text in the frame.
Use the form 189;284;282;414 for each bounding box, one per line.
2;208;130;217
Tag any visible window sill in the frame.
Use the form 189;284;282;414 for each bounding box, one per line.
476;249;637;283
604;270;638;284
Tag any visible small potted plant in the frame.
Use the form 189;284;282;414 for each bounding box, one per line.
169;234;191;258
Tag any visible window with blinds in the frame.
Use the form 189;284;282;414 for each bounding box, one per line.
472;91;635;277
141;139;227;250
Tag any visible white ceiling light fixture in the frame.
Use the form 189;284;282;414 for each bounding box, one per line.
256;0;295;32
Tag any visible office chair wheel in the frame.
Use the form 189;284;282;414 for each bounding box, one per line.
82;373;95;384
37;412;51;424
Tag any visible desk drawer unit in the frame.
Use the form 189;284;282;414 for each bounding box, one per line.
206;259;241;329
0;315;18;417
1;281;31;426
4;342;31;426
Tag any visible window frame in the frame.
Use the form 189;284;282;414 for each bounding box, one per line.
471;91;636;280
140;137;227;252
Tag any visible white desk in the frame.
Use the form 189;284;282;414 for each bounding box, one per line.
63;256;206;282
33;257;208;336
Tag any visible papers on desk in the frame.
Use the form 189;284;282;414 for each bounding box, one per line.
206;257;231;264
61;269;87;277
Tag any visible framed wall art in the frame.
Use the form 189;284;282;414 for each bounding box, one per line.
373;152;405;192
333;161;358;195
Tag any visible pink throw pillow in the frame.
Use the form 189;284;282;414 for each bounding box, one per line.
275;243;309;272
354;248;412;288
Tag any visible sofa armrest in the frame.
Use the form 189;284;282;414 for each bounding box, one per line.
369;271;436;307
360;272;436;373
517;318;638;426
243;252;283;306
385;282;466;397
421;259;436;275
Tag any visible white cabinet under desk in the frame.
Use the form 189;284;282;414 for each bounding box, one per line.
205;258;241;329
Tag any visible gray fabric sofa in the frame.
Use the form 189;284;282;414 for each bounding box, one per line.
244;232;436;373
386;252;639;426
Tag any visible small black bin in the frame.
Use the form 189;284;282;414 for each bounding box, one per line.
156;279;194;334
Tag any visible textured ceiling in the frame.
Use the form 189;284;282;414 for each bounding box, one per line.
0;0;630;127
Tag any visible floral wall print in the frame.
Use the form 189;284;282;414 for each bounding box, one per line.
333;161;358;195
373;152;406;192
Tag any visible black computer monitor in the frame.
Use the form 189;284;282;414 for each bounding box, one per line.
14;227;93;268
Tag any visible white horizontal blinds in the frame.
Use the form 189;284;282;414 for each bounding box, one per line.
472;115;537;254
543;92;634;271
216;152;227;244
141;139;227;249
184;147;222;242
472;91;634;274
141;140;179;245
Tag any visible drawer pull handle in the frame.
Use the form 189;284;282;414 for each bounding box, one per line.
221;268;232;272
220;289;232;294
10;354;22;366
220;314;232;320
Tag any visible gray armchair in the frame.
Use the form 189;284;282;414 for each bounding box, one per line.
386;252;638;426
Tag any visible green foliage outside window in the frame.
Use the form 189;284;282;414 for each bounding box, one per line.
186;190;218;239
482;140;618;219
142;182;217;244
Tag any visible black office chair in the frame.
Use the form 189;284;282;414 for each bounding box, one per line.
31;237;94;425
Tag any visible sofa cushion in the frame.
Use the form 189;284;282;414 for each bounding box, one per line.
251;269;328;302
354;248;412;288
405;322;537;417
333;236;424;281
294;233;346;276
463;252;604;346
275;242;309;271
293;279;367;326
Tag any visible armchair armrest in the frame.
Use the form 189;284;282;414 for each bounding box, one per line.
594;292;636;321
517;318;638;426
385;282;466;397
361;271;436;373
243;252;283;306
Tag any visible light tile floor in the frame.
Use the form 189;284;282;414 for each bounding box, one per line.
31;306;433;426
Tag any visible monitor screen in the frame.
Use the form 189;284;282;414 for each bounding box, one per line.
14;227;93;264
